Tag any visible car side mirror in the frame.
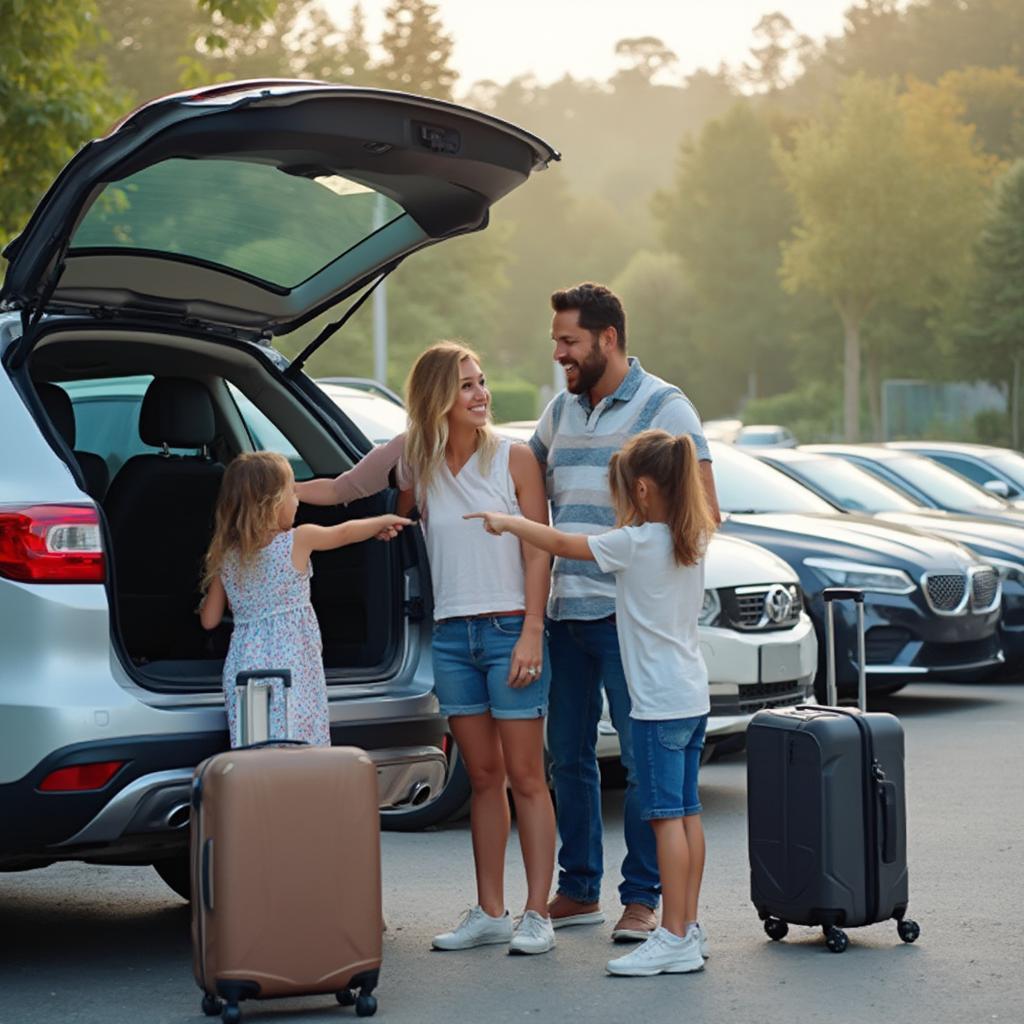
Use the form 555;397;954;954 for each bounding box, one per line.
983;479;1011;498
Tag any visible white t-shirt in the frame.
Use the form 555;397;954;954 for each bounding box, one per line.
587;522;709;721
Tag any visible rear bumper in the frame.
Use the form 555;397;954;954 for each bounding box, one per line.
0;716;445;868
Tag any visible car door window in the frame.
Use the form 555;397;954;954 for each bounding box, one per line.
932;453;1015;493
227;384;312;481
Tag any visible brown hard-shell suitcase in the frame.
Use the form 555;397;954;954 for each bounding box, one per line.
191;672;382;1022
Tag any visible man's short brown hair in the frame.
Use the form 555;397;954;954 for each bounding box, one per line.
551;282;627;350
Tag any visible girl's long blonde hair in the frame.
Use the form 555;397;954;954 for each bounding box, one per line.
609;429;717;566
202;451;292;591
403;341;499;497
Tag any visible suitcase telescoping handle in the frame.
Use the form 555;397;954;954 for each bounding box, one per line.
823;588;867;711
235;669;293;746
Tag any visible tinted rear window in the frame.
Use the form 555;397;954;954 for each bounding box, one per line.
72;159;403;288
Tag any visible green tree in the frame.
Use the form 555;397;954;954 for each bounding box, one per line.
0;1;117;245
778;75;993;440
377;0;457;99
956;161;1024;446
655;102;797;405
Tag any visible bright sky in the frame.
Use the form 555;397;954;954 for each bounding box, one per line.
324;0;854;88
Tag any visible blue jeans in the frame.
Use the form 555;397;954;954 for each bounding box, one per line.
631;716;707;820
546;617;660;910
431;616;550;719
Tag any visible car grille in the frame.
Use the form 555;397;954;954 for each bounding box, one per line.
712;681;808;715
727;585;803;631
970;568;1000;611
922;573;967;614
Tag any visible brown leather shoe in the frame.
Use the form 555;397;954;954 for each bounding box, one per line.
547;893;606;929
611;903;658;942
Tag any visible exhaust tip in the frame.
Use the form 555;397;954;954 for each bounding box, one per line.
165;803;191;830
408;781;432;806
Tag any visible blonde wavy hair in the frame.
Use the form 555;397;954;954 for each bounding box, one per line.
609;429;717;566
403;341;499;497
202;451;293;592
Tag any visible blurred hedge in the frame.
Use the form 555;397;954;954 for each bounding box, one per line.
489;378;538;423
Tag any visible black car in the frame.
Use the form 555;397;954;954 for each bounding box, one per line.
805;444;1024;528
711;442;1004;697
754;447;1024;669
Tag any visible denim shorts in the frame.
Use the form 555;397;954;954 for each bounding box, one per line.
431;616;550;719
631;715;708;820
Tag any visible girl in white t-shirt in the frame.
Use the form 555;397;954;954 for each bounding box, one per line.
467;428;717;978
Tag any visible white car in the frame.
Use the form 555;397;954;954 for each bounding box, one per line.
735;424;799;449
596;533;818;762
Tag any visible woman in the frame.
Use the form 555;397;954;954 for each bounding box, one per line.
296;342;556;956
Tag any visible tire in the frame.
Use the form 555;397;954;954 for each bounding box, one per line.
380;739;471;832
153;852;192;902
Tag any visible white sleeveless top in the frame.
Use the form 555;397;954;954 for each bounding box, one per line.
424;437;526;620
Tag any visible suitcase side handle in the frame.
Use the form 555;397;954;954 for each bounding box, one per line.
201;838;214;912
878;779;899;863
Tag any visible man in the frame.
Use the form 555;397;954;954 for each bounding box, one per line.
528;282;720;942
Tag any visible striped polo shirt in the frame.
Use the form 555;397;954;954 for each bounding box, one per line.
528;357;711;621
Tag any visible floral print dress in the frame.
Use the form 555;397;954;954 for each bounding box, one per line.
220;530;331;747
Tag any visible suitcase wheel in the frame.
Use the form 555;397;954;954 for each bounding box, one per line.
337;990;356;1007
355;994;378;1017
201;994;222;1017
221;1006;242;1024
897;918;921;944
824;926;849;953
763;917;789;942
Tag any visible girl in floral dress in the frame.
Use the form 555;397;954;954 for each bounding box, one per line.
199;451;409;746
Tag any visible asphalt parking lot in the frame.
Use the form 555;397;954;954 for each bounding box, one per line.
1;681;1022;1024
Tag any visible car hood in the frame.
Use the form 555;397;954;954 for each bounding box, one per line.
722;511;980;571
876;510;1024;562
704;534;798;589
1;81;558;339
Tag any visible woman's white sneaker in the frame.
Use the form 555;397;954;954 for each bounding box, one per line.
431;906;513;950
690;922;709;958
606;927;704;977
509;911;556;955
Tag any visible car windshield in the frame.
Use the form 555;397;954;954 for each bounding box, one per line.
320;385;408;444
72;159;404;288
711;443;835;514
885;456;1007;511
784;457;919;513
985;451;1024;489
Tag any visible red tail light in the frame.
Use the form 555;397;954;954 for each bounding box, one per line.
39;760;125;792
0;504;105;583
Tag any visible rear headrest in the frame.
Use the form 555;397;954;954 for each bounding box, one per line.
36;382;76;447
139;377;216;448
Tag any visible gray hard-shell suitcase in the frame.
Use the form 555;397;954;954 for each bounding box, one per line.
746;588;922;953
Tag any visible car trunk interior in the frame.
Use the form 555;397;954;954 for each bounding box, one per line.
24;325;408;694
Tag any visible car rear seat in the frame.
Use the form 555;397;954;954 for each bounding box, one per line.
104;377;225;661
35;382;111;501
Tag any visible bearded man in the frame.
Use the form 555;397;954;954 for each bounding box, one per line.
527;282;720;943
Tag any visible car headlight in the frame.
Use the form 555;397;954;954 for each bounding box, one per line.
986;557;1024;585
804;557;916;595
699;589;722;626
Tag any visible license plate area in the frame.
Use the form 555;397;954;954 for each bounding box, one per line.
759;643;803;683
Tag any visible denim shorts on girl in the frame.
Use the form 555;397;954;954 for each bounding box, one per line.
431;616;550;719
631;714;708;820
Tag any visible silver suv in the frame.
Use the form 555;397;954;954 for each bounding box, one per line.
0;81;558;896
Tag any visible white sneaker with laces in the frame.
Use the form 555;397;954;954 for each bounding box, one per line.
690;922;709;958
432;906;513;951
509;910;556;955
606;927;704;977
